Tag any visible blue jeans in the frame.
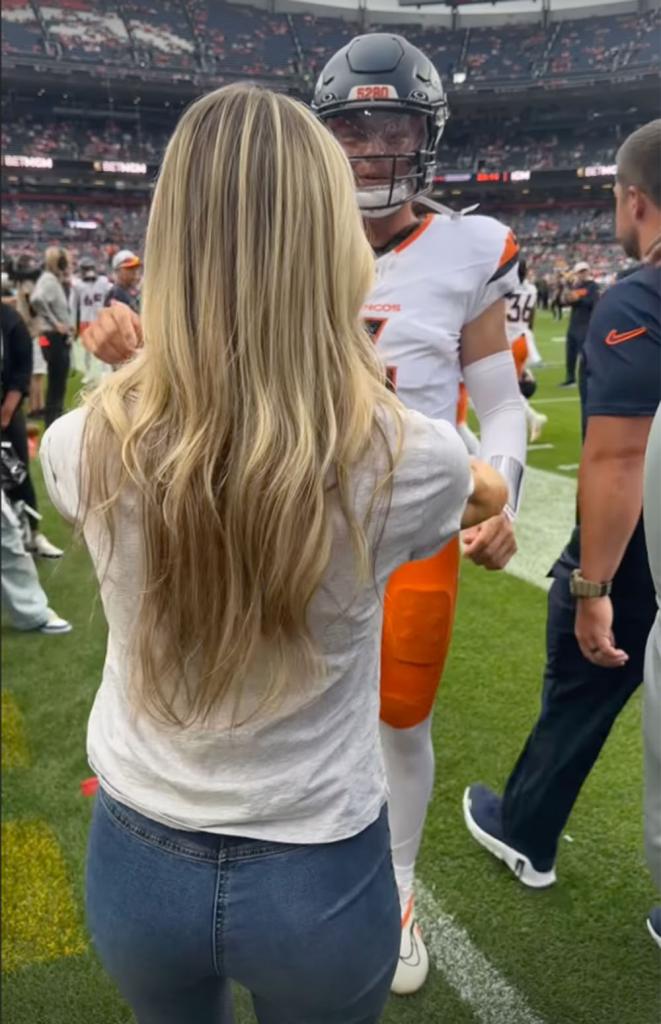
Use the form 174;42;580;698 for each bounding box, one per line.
86;789;400;1024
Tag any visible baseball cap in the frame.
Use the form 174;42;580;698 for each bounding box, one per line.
572;261;590;274
112;249;141;271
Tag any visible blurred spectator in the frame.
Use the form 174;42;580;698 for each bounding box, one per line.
1;491;71;633
30;247;74;427
104;250;141;312
1;300;63;558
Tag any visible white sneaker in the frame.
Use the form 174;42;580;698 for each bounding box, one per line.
528;412;548;444
38;609;72;635
28;533;64;559
390;895;429;996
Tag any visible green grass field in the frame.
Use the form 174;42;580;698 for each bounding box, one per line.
3;311;660;1024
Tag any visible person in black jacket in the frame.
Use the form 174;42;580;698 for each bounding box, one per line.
1;303;63;558
560;261;600;387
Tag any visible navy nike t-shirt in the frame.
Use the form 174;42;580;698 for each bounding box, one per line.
554;264;661;596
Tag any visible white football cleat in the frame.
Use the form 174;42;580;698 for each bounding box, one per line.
28;532;64;559
528;411;548;444
390;895;429;996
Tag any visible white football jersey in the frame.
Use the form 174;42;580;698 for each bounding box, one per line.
76;275;111;326
363;213;519;424
505;280;538;346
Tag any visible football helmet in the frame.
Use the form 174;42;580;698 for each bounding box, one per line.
312;34;449;217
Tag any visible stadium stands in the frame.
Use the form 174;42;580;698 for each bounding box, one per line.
187;1;295;76
35;1;130;63
2;0;46;55
122;0;196;67
2;116;171;161
2;3;659;84
1;114;623;172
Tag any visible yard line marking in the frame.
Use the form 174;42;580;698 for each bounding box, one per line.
532;396;579;405
558;463;580;472
551;335;566;342
2;821;87;972
1;692;29;770
528;443;554;450
416;882;546;1024
506;466;576;591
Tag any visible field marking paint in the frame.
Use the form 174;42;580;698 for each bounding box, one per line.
532;396;579;405
506;466;576;591
551;335;566;342
558;463;580;472
528;443;554;451
1;692;29;770
416;882;545;1024
2;821;87;972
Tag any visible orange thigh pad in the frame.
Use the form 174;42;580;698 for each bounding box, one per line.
380;539;460;729
512;335;528;379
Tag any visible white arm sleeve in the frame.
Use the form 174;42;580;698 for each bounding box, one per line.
463;350;527;517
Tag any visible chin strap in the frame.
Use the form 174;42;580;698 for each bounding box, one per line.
417;195;480;219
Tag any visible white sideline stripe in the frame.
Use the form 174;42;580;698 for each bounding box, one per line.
532;396;579;405
506;466;576;591
416;882;545;1024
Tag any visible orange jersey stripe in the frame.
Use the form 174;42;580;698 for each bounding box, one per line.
394;213;434;254
498;229;520;270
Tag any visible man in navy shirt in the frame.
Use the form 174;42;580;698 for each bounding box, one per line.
464;120;661;904
560;261;600;387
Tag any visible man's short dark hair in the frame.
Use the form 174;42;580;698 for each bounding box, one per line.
616;120;661;208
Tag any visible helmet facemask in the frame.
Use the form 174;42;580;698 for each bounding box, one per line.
325;109;441;218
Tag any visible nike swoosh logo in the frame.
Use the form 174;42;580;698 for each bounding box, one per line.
605;327;647;345
400;927;422;966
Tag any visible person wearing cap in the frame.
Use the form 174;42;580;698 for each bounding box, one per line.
104;250;141;313
464;121;661;908
560;261;600;388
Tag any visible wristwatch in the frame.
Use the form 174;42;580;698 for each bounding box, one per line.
570;569;612;598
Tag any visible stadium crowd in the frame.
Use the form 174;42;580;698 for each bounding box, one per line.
1;115;627;172
1;1;659;84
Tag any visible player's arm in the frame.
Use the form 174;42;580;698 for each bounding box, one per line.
460;286;527;570
462;458;508;529
574;285;657;666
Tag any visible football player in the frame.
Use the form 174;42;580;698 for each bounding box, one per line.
505;258;547;442
313;34;527;995
74;257;111;383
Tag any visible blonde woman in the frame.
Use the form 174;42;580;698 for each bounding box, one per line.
30;246;73;426
41;85;506;1024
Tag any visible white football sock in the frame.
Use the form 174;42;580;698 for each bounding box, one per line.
380;714;435;915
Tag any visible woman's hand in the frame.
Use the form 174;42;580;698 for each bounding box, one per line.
82;302;143;365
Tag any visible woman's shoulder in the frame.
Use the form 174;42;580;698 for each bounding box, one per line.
42;406;88;456
40;407;89;523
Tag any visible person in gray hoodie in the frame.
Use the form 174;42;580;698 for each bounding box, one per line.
31;247;73;427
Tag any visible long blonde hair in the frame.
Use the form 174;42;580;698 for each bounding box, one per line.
82;84;403;726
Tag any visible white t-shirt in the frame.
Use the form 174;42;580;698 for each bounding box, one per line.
41;405;471;844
